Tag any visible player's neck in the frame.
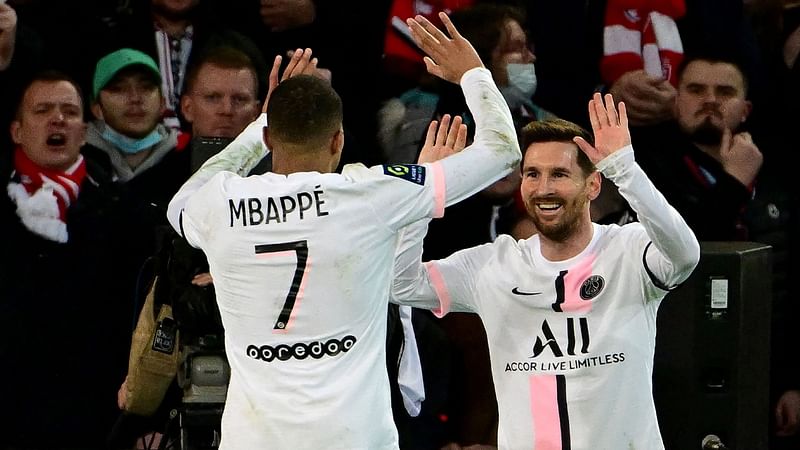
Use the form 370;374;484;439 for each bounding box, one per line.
539;219;594;262
272;150;335;175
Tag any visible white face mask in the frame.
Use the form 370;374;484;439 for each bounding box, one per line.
501;63;537;108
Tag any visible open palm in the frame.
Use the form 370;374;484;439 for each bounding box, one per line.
574;93;632;165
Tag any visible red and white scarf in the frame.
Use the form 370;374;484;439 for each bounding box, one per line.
7;147;87;242
601;0;685;87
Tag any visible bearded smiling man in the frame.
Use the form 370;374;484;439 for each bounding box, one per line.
390;93;700;450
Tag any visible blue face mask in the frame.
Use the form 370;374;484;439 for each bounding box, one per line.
102;125;163;154
500;63;537;109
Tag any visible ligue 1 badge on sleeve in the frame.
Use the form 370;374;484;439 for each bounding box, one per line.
152;317;177;354
383;164;426;185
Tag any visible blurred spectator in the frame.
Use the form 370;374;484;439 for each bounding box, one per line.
110;43;269;450
180;44;267;173
521;0;765;132
634;54;762;240
632;54;800;449
0;70;154;449
83;48;187;220
107;0;237;129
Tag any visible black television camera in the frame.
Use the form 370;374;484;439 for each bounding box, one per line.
154;235;230;450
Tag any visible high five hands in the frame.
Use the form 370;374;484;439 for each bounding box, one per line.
263;48;319;112
574;93;632;165
417;114;468;164
405;12;484;84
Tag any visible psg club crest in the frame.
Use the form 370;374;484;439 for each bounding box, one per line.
580;275;605;300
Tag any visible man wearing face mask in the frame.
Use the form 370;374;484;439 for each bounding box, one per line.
83;48;189;223
500;60;538;120
380;4;555;165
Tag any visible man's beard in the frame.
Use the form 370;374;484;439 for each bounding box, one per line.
688;117;723;145
528;196;586;242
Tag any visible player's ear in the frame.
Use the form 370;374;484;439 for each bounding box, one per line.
587;171;602;201
330;127;344;156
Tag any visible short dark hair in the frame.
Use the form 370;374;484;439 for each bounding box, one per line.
677;54;749;94
15;70;85;120
266;75;343;151
184;45;258;96
520;119;595;175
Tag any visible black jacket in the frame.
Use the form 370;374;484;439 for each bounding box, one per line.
0;158;159;449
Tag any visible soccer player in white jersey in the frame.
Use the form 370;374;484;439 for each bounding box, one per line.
391;93;701;449
166;13;521;450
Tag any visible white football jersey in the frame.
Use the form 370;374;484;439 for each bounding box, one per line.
392;146;700;449
167;67;521;449
427;224;668;450
182;164;443;450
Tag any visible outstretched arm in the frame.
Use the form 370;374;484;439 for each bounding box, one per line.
575;93;700;287
167;49;318;235
392;118;470;312
407;13;521;207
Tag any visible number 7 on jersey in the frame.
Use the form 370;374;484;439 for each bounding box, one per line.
255;240;309;330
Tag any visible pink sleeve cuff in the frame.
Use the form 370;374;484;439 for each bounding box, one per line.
430;161;446;219
425;261;451;317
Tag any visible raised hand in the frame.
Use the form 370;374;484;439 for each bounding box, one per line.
263;48;319;112
286;49;332;81
417;114;468;164
406;12;483;84
608;70;676;126
719;128;762;187
574;93;631;164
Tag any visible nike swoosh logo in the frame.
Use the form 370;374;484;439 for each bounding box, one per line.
512;287;542;296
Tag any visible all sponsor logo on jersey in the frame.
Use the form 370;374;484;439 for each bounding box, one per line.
382;164;426;185
503;317;626;373
246;335;357;363
531;318;590;358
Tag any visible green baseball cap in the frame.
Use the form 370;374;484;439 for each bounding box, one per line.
93;48;161;99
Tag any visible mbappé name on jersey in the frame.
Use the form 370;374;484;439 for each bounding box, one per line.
229;185;328;227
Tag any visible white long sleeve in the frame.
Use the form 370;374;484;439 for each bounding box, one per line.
438;67;521;207
167;113;269;235
389;67;521;309
596;145;700;287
